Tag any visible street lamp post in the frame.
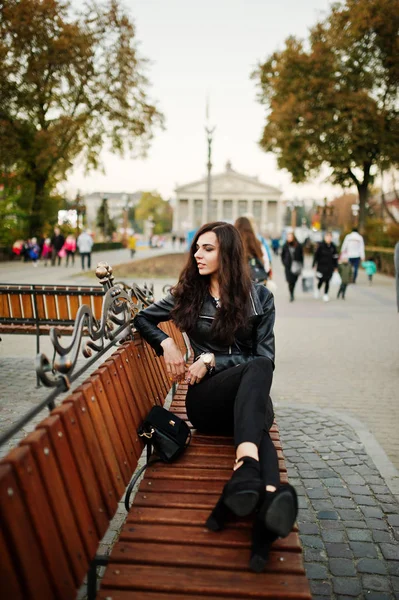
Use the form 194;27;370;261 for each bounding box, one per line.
205;125;215;224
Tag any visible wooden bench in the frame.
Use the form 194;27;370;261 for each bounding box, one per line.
0;284;104;352
0;299;311;599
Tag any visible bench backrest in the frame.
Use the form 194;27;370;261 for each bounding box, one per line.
0;325;186;599
0;285;104;326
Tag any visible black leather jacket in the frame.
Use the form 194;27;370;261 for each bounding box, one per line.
133;284;275;374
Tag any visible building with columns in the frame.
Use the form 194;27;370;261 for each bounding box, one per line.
173;162;284;235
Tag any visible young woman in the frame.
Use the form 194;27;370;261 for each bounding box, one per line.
234;216;270;282
312;232;338;302
134;222;297;572
281;232;304;302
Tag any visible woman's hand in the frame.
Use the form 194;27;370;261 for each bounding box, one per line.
160;338;185;381
186;359;208;386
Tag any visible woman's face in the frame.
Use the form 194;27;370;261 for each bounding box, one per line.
325;233;332;244
194;231;220;276
287;232;294;243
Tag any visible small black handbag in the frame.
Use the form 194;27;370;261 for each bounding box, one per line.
124;405;191;510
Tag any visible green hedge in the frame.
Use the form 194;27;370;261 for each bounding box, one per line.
92;242;124;252
365;246;395;276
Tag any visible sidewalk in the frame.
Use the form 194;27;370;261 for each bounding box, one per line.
1;250;398;599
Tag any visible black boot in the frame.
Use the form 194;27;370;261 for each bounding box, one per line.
258;483;298;538
250;518;278;573
205;457;262;531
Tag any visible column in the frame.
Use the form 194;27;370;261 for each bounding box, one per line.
247;199;253;217
173;197;180;233
188;198;194;231
276;198;284;234
217;198;223;220
262;200;268;232
232;198;238;222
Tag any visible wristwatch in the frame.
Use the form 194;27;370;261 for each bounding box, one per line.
200;352;215;375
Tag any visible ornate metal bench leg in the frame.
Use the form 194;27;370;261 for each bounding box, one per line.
87;555;109;600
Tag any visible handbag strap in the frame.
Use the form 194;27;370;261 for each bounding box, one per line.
124;443;160;511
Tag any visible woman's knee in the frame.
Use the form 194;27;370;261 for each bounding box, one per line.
244;357;273;376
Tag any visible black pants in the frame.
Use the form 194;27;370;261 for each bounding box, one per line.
317;272;332;294
285;269;299;299
186;358;279;487
65;250;75;266
337;283;347;298
80;252;91;270
51;248;61;266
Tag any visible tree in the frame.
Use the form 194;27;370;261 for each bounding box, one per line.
253;0;399;232
96;198;115;240
0;0;164;236
135;192;173;234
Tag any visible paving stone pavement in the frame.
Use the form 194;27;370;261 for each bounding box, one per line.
1;248;398;598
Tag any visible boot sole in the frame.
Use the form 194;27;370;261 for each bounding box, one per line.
224;490;260;517
264;489;297;537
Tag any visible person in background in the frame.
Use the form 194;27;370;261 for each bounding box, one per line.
128;234;137;258
50;226;65;266
337;254;353;300
271;237;280;256
134;222;298;573
42;238;52;266
64;234;77;267
235;216;270;282
340;227;365;283
394;242;399;313
361;257;377;285
312;232;339;302
77;229;94;270
28;237;40;267
281;232;304;302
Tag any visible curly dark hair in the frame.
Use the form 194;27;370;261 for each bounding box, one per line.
170;222;252;344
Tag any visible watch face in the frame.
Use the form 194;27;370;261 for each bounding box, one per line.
202;353;212;365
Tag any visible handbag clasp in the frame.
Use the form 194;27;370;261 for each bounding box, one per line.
139;427;155;439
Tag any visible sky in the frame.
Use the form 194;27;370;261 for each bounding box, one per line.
64;0;345;205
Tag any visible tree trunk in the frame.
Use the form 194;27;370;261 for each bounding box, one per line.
29;175;48;236
357;184;368;234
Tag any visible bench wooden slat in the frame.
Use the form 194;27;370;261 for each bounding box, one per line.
138;473;288;496
79;380;128;495
64;393;119;517
68;294;80;319
114;349;149;451
18;429;88;585
56;294;70;320
9;293;22;318
98;592;274;600
45;293;58;320
20;292;35;319
51;402;110;536
141;341;165;404
0;460;73;599
35;414;100;559
0;291;11;318
125;343;158;417
143;462;286;482
101;356;143;464
100;563;311;598
109;541;305;573
93;294;103;319
0;526;25;599
95;367;137;479
119;522;300;550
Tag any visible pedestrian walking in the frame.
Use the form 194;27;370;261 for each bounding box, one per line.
361;257;377;285
337;254;352;299
271;237;280;256
128;234;137;258
50;227;65;266
281;232;304;302
134;221;298;573
340;227;365;283
312;232;339;302
28;237;40;267
41;238;52;266
64;234;77;267
395;242;399;313
234;216;270;283
77;230;94;270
